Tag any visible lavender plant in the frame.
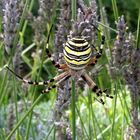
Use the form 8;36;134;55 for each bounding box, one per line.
54;0;71;60
33;0;56;46
53;0;72;139
53;0;102;139
2;0;27;78
2;0;140;139
3;0;20;54
109;15;140;139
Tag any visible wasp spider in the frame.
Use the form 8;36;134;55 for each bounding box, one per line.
7;25;113;105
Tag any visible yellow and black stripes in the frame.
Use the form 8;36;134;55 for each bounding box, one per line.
46;45;68;70
6;23;113;105
7;66;71;94
88;32;105;66
42;74;71;94
45;24;64;69
7;65;71;95
6;66;55;86
91;86;113;104
46;43;62;69
99;33;105;54
64;38;92;70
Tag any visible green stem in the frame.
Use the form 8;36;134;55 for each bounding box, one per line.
45;124;55;140
111;84;117;140
13;0;29;49
71;0;77;21
76;105;90;139
25;96;34;140
72;79;76;140
96;21;117;33
12;76;19;139
0;70;8;105
6;95;42;140
136;8;140;48
71;0;77;138
111;0;119;21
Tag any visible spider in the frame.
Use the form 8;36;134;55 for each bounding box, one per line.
6;24;113;105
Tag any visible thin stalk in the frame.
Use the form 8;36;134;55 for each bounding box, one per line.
96;21;117;34
95;115;121;140
76;104;90;139
0;70;8;105
88;93;91;140
88;91;98;140
0;82;8;105
118;80;131;122
25;18;55;140
0;44;8;105
22;1;38;139
91;109;105;140
25;51;40;140
21;0;35;40
111;0;119;21
71;0;77;21
6;95;42;140
53;125;55;140
121;115;124;140
25;96;35;140
45;124;55;140
136;8;140;48
84;0;90;6
98;0;103;9
111;84;117;140
72;79;76;140
14;0;35;47
71;0;77;139
117;91;129;123
90;98;97;140
12;0;29;52
12;76;19;139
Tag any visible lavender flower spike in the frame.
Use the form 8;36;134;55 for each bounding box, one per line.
3;0;20;54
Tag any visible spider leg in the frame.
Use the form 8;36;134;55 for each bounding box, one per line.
88;32;105;66
88;56;99;66
46;25;68;70
98;32;105;55
6;66;70;86
81;72;113;105
46;43;68;70
42;74;71;94
86;15;105;67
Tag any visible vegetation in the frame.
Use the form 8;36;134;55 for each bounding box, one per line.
0;0;140;140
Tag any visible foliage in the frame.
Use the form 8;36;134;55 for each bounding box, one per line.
0;0;140;140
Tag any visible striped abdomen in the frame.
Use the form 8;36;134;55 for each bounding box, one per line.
63;38;92;70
